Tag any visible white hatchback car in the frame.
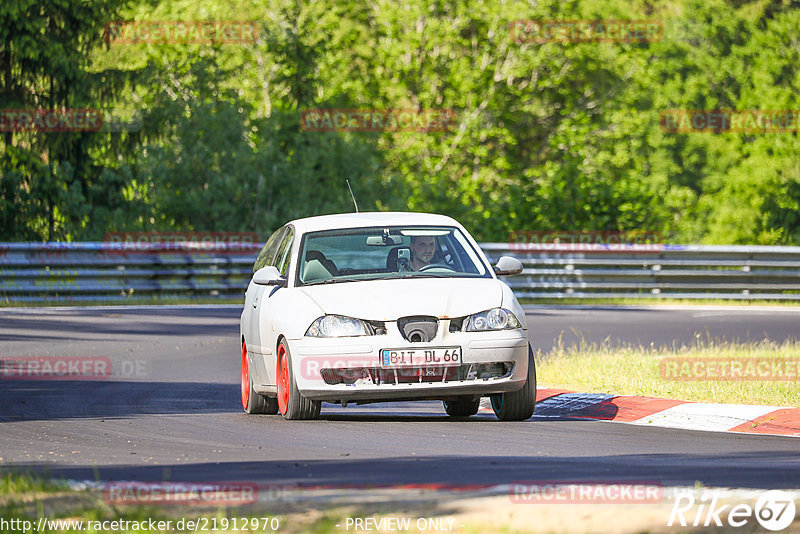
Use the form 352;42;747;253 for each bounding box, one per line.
240;212;536;421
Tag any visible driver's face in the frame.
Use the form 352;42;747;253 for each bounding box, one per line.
410;237;436;264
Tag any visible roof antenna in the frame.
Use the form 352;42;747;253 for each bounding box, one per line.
346;179;359;213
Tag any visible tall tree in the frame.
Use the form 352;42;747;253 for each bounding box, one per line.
0;0;134;240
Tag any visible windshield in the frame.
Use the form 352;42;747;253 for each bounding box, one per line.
295;226;491;286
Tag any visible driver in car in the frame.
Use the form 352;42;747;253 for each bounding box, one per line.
399;236;437;271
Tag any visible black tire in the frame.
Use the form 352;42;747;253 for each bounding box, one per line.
277;339;321;420
490;344;536;421
242;342;278;414
443;396;480;417
246;388;279;415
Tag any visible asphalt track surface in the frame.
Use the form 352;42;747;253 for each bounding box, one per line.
1;305;799;490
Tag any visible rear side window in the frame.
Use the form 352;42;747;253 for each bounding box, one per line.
253;227;286;272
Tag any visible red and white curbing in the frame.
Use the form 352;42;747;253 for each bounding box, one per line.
480;388;800;437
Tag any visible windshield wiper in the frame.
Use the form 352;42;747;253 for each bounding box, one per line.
392;273;448;279
304;274;448;286
305;277;363;286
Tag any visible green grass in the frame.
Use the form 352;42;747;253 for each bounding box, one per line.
0;475;287;534
0;472;63;495
0;474;468;534
536;339;800;406
0;472;540;534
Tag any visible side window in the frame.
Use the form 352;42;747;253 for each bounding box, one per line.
253;227;286;272
441;235;464;272
274;228;294;277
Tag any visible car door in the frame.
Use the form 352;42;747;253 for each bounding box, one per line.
243;227;286;378
251;226;295;387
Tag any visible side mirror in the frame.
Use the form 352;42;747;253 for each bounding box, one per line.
253;266;287;287
493;256;523;276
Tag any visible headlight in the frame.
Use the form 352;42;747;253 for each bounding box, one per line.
305;315;371;337
464;308;522;331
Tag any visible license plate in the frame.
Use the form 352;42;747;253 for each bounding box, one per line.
380;347;462;367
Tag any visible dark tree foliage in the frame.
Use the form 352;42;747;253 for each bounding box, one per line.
0;0;140;240
2;0;799;244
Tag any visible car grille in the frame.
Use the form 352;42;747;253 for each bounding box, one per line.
397;316;438;343
319;362;513;386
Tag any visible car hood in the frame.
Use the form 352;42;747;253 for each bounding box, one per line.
297;277;502;321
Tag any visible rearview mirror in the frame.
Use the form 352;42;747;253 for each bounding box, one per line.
253;266;287;287
366;235;403;246
493;256;523;276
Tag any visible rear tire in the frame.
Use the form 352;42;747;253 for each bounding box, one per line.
241;342;278;414
490;344;536;421
443;396;480;417
276;339;321;420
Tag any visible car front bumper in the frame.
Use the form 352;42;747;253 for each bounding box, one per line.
287;327;530;402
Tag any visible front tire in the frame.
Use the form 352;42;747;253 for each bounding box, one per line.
276;339;321;420
490;344;536;421
241;342;278;414
443;396;480;417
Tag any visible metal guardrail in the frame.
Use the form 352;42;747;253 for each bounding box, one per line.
482;243;800;301
1;242;800;303
0;242;260;303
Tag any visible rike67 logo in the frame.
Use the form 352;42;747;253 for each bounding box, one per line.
669;489;796;531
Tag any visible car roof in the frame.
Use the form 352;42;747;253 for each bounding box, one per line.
288;212;463;234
